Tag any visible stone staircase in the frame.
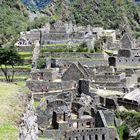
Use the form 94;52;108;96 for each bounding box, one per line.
32;40;40;69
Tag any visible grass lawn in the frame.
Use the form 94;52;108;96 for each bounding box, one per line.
0;82;27;140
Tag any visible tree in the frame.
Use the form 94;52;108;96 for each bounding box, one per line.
122;124;130;140
0;47;23;82
135;133;140;140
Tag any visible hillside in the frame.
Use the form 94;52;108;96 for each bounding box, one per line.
20;0;140;38
67;0;140;38
0;82;28;140
0;0;140;45
0;0;29;45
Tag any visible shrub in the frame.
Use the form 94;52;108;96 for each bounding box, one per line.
37;59;46;69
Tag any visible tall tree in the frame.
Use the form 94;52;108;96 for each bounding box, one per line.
0;47;23;82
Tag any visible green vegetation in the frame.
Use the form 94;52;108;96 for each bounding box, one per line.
135;133;140;140
0;46;23;82
68;0;140;38
1;0;140;46
44;43;80;47
118;124;130;140
115;111;140;139
34;101;40;108
115;111;140;129
0;0;29;45
0;82;27;140
37;58;46;69
18;51;32;56
41;43;102;53
14;81;26;86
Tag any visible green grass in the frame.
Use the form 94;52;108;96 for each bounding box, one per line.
18;52;32;55
115;111;140;129
43;51;103;54
0;76;28;80
14;81;26;86
34;101;40;108
0;82;26;140
19;52;33;61
43;43;80;47
51;57;105;61
116;65;140;69
1;65;31;69
22;56;32;60
104;49;114;53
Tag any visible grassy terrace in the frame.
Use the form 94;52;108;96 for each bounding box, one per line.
18;51;33;63
116;66;140;69
18;52;32;55
43;43;80;47
51;57;105;61
0;82;27;140
0;76;28;80
42;51;104;54
1;65;31;69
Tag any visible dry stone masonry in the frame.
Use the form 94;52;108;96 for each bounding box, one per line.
15;21;140;139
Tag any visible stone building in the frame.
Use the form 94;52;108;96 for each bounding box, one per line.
36;80;119;140
93;71;137;92
26;68;75;92
15;37;32;47
120;33;135;49
116;49;140;67
62;63;91;82
46;52;109;68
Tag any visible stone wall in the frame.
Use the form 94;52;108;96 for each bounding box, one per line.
19;96;38;140
126;74;137;88
116;56;140;66
62;64;86;82
0;68;30;76
64;127;109;140
31;69;57;81
117;98;140;111
120;33;134;49
43;130;62;140
100;97;117;110
26;80;75;92
17;45;34;52
95;73;125;83
48;52;108;59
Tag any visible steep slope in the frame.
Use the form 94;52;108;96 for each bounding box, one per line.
1;0;140;45
67;0;140;38
21;0;140;38
22;0;52;10
0;0;29;45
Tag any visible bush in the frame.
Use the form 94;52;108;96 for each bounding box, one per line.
135;133;140;140
37;59;46;69
118;124;130;140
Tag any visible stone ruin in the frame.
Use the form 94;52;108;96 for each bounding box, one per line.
19;21;140;139
35;80;120;140
19;95;38;140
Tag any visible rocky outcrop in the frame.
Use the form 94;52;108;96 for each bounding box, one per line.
19;95;38;140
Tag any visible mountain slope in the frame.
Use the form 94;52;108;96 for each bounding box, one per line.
22;0;52;10
67;0;140;38
0;0;29;45
22;0;140;38
0;0;140;45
